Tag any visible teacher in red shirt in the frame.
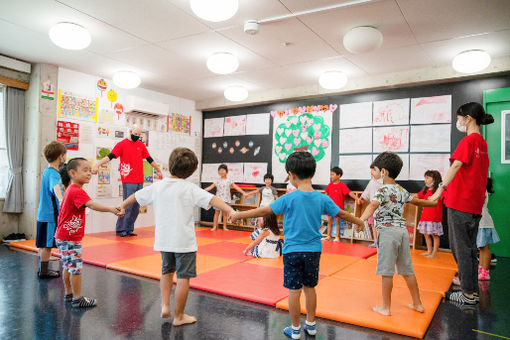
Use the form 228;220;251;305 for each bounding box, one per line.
93;124;161;237
430;102;493;305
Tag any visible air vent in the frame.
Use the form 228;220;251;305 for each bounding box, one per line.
125;109;160;120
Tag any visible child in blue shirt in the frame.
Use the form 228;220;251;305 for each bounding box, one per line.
231;151;363;339
36;141;67;278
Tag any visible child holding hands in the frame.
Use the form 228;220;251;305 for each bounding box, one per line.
121;148;234;326
358;152;438;316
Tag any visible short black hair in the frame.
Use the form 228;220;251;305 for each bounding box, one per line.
263;173;274;182
218;164;228;172
169;147;198;179
331;167;343;176
285;151;316;180
370;161;377;169
372;152;402;179
59;162;70;188
67;157;87;172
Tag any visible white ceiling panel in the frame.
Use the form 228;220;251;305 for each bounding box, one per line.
397;0;510;43
57;0;210;43
278;0;361;13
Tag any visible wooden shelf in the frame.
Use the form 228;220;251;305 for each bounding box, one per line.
231;203;258;209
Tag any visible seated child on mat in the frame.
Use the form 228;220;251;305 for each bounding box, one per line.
231;151;363;339
54;158;122;308
121;147;233;326
244;213;283;258
358;152;438;316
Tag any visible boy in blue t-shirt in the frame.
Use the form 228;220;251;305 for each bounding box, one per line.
36;141;67;278
231;151;363;339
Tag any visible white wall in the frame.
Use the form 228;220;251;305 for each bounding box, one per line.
57;67;203;234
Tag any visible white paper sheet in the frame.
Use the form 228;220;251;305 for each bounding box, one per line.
223;115;246;136
339;102;372;128
409;154;451;180
246;113;270;135
410;124;451;152
411;95;452;124
339;155;373;180
243;163;267;183
201;163;219;182
396;153;410;181
373;98;410;126
204;118;224;138
226;163;244;183
373;126;409;153
339;127;372;154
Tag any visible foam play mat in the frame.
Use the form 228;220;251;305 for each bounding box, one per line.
10;226;457;338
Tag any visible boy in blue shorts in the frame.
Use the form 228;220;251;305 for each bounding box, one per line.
36;141;67;278
231;151;363;339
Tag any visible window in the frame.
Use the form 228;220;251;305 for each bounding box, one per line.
502;110;510;164
0;86;8;198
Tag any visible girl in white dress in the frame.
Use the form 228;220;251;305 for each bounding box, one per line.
244;213;283;258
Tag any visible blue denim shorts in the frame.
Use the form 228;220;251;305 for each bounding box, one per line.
283;252;321;289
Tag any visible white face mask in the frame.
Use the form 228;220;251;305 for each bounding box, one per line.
456;118;467;133
426;182;434;188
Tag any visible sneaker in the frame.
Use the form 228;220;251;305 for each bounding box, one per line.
368;242;377;248
303;322;317;336
64;293;73;302
17;233;26;241
71;296;97;308
490;254;497;266
283;326;301;339
321;236;332;241
445;291;477;305
334;237;341;242
452;276;460;286
478;268;490;281
473;292;480;301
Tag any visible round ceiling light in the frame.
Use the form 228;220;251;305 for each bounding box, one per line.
224;85;248;102
49;22;91;50
343;26;383;54
452;50;491;74
206;52;239;74
190;0;239;22
319;71;348;90
113;71;141;89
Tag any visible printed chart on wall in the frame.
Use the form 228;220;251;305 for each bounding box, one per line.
272;105;335;185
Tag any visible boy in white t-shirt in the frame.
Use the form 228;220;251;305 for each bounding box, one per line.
120;147;233;326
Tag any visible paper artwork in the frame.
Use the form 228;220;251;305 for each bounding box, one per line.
171;113;192;135
373;126;409;153
107;89;117;108
97;167;110;184
339;155;373;180
373;98;409;126
339;128;372;154
410;95;452;124
409;154;451;180
100;110;115;123
340;102;372;128
243;163;267;183
143;160;153;183
56;120;79;150
204;118;224;138
97;126;110;137
224;115;246;136
246;113;270;135
226;163;244;183
201;163;219;182
96;147;111;160
97;78;107;97
58;90;97;122
41;79;55;100
410;124;451;152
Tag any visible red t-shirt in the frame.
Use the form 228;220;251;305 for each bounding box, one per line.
54;184;91;241
445;133;489;214
417;189;445;222
111;139;150;183
325;181;351;209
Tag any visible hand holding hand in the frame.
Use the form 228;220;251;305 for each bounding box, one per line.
229;211;241;223
355;222;365;233
114;206;125;217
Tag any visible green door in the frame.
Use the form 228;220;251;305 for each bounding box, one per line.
483;87;510;258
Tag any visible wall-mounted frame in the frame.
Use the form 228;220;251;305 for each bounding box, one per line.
502;110;510;164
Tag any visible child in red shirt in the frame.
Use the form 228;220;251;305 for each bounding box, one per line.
417;170;445;258
54;158;122;308
323;167;357;241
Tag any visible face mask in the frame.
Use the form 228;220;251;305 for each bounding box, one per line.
131;134;140;142
426;182;434;188
456;119;467;133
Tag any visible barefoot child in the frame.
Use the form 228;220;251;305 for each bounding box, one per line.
36;141;67;278
231;151;363;339
358;152;438;316
357;162;382;247
323;167;357;241
417;170;445;258
54;158;121;308
204;164;246;230
243;213;283;258
121;148;233;326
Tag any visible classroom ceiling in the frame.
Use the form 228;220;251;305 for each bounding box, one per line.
1;0;510;104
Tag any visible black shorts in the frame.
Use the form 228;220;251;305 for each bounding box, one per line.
36;221;57;248
161;251;197;279
283;252;321;290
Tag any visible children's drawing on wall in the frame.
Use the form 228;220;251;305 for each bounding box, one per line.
96;147;111;160
113;102;123;120
243;163;267;183
171;113;192;135
97;126;110;137
373;98;409;126
100;109;115;123
56;120;79;150
226;163;244;183
409;154;450;180
204;117;224;138
373;126;409;153
57;90;98;122
140;131;149;147
97;167;110;185
97;78;107;97
271;104;335;185
107;89;117;108
41;79;55;100
143;160;153;183
410;95;452;124
339;127;372;154
224;115;246;136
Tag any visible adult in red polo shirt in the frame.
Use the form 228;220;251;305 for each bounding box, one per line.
430;102;494;305
92;124;161;237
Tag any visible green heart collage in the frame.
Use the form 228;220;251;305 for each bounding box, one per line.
274;112;330;163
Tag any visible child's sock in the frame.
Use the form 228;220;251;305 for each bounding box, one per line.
304;320;317;335
38;261;60;278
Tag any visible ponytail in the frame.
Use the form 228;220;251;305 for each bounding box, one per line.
457;102;494;126
481;113;494;125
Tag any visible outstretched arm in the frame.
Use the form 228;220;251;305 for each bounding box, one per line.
92;157;110;174
338;209;364;231
231;183;246;196
150;161;162;177
230;206;273;222
204;183;216;192
210;196;234;214
85;200;120;215
244;189;258;198
410;197;438;207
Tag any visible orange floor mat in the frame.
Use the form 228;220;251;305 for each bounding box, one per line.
276;276;442;338
228;235;254;244
247;253;360;276
9;240;40;252
333;259;456;295
405;249;458;270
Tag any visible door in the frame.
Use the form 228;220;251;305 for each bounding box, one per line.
483;87;510;258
